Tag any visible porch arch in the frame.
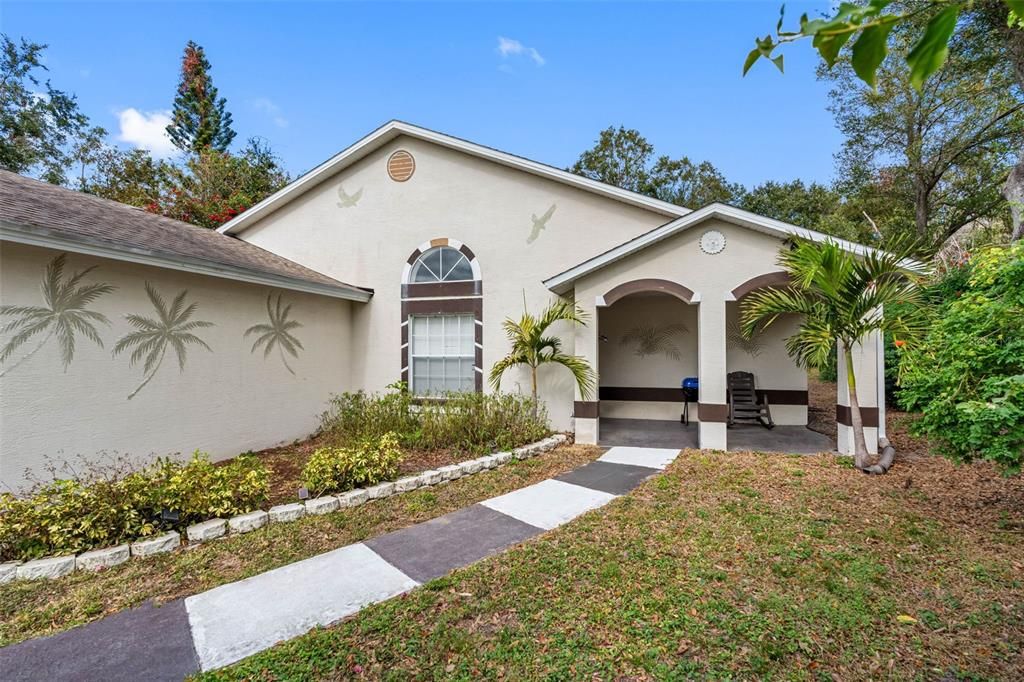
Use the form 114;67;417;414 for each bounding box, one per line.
601;278;695;307
730;271;791;300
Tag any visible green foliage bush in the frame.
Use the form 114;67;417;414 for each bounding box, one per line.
320;383;550;454
0;452;269;561
301;433;402;496
899;244;1024;474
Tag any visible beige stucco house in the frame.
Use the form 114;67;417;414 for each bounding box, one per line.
0;121;884;490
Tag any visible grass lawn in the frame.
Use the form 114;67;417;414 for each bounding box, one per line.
0;443;601;647
200;445;1024;680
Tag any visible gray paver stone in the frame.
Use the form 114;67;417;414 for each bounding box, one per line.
394;476;422;493
305;497;340;515
187;519;227;543
268;503;305;523
438;464;462;480
228;510;269;534
76;545;130;571
131;531;180;558
421;469;443;486
0;561;22;584
337;489;369;507
366;481;396;499
17;555;76;580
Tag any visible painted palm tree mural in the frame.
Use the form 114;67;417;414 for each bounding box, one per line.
727;320;766;358
245;293;304;374
0;254;115;378
620;323;688;361
113;283;214;399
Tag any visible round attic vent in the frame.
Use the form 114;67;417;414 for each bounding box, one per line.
387;150;416;182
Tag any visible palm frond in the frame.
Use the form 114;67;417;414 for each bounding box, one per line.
244;294;304;373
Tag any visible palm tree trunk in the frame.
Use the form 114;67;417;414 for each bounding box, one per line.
844;343;870;469
530;364;538;418
128;348;165;400
0;328;55;378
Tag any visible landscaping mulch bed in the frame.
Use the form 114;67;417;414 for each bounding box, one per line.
203;448;1024;681
0;443;602;647
244;435;506;507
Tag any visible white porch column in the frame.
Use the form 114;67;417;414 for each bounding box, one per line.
836;331;882;455
572;295;601;445
698;296;728;450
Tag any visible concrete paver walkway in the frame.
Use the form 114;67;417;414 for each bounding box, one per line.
0;446;680;681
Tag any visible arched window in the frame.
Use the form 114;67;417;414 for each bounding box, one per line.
401;239;483;396
410;246;474;283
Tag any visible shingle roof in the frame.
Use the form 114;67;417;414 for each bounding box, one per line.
0;170;371;301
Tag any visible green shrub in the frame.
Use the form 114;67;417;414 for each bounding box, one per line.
899;243;1024;474
301;433;402;496
0;452;269;561
319;383;550;453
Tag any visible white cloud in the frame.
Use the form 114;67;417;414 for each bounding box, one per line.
250;97;289;128
117;108;177;158
496;36;545;67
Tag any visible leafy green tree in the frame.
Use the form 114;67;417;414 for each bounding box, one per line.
741;239;928;469
746;0;1024;241
165;41;236;153
899;243;1024;473
489;300;596;417
158;138;288;228
82;148;171;207
822;8;1023;243
569;126;743;207
0;36;93;184
739;180;855;233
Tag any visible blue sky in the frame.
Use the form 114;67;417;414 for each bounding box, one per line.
6;1;842;188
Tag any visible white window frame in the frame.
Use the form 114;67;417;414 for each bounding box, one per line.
409;313;476;396
410;246;474;283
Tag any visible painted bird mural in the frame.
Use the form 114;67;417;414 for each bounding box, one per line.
527;204;557;244
336;184;363;208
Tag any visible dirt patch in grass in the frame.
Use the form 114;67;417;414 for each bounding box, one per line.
243;434;524;507
201;450;1024;681
0;444;602;647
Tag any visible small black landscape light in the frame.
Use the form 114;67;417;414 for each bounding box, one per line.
161;508;181;523
297;487;310;500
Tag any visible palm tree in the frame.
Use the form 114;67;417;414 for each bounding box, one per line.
741;238;928;470
245;293;304;374
489;299;596;416
621;323;688;360
0;254;115;377
113;282;214;399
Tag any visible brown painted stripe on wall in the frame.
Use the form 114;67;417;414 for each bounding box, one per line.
698;403;729;423
403;297;482;316
574;401;600;418
599;387;808;406
730;271;792;300
474;323;482;344
836;405;879;427
603;278;695;306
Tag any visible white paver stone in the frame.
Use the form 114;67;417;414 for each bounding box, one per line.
494;451;513;465
337;489;369;508
131;531;180;558
421;469;443;486
597;446;680;471
268;503;305;523
228;510;269;534
482;479;616;531
394;476;422;493
185;542;419;670
365;481;396;499
76;544;129;572
438;464;462;480
0;561;22;584
17;555;76;581
460;459;484;475
305;497;340;515
512;446;531;460
187;519;228;543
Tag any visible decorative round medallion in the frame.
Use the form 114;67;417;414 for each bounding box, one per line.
387;150;416;182
699;229;726;255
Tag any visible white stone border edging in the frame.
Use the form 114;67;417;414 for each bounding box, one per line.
0;434;569;584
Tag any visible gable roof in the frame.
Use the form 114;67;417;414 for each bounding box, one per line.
0;170;372;302
218;120;690;235
543;202;883;295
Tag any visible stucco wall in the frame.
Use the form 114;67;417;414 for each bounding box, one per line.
0;242;354;492
235;135;673;430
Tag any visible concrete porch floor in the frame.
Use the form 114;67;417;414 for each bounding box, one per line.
598;418;835;455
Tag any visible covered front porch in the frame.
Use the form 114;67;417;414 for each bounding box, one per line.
543;206;884;456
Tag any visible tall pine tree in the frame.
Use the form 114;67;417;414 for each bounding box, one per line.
165;41;236;153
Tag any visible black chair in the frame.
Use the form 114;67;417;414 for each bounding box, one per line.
727;371;774;429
